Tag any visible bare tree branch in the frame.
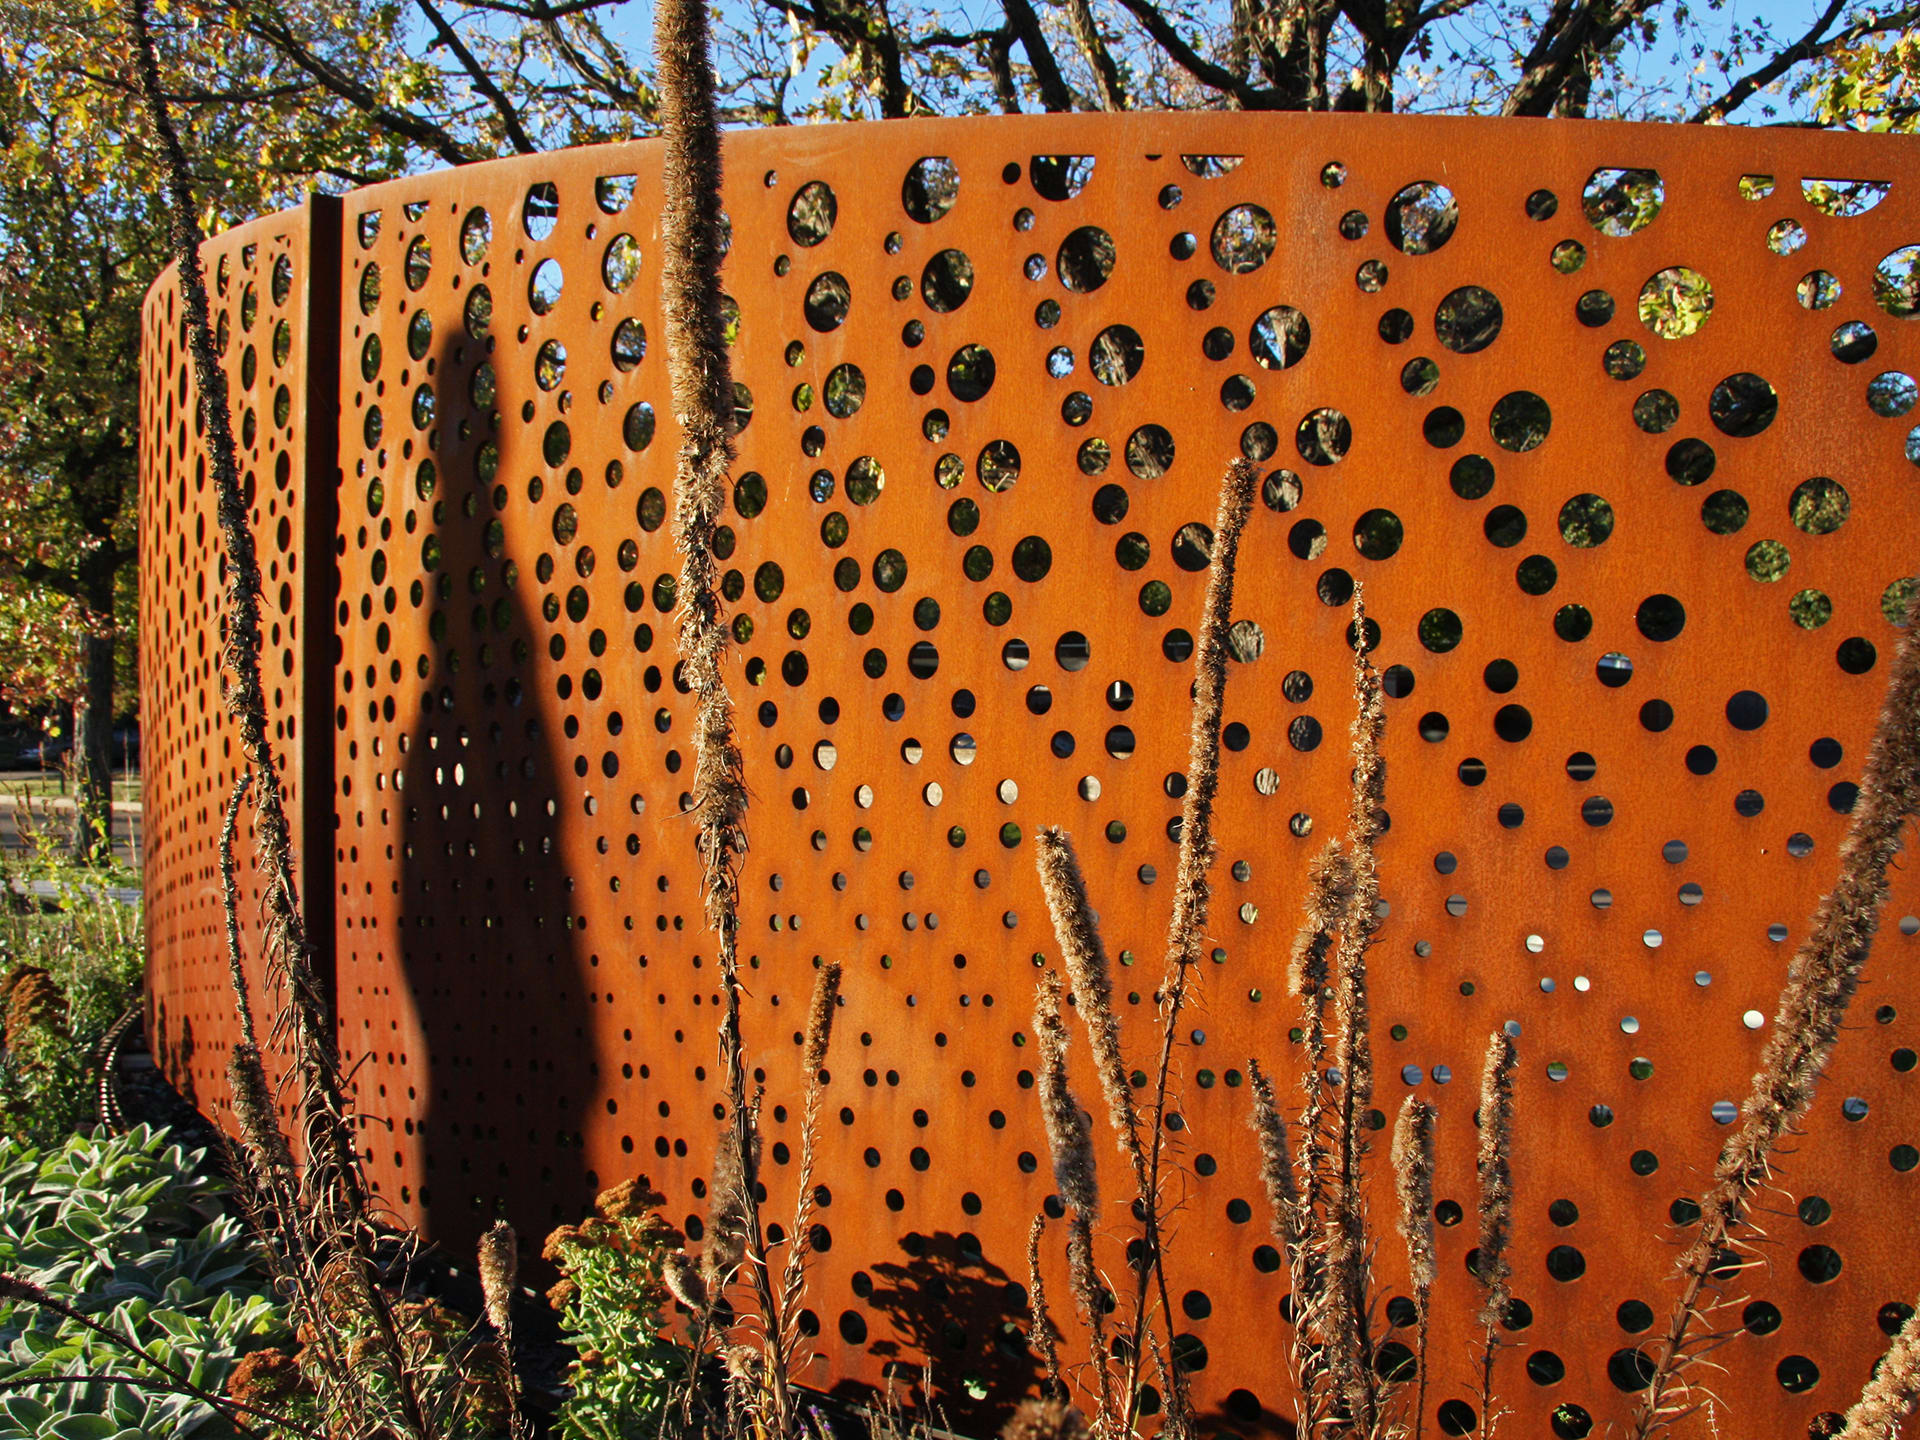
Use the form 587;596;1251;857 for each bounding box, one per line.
1000;0;1078;110
229;5;478;165
415;0;540;152
1107;0;1270;105
1690;0;1920;124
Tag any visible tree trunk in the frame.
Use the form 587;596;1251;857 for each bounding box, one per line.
70;555;116;866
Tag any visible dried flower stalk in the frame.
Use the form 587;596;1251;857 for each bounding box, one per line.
1475;1032;1517;1438
1034;970;1115;1428
1027;1215;1067;1398
652;0;805;1429
1635;595;1920;1438
1320;593;1387;1434
1394;1096;1438;1440
479;1221;529;1440
780;961;844;1363
479;1221;517;1337
1839;1295;1920;1439
1036;827;1149;1191
127;0;360;1237
130;7;430;1435
1118;453;1259;1436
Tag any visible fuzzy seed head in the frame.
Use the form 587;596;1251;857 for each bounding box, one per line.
1035;827;1145;1186
1002;1398;1091;1440
478;1220;518;1335
664;1251;709;1311
1034;970;1098;1218
1392;1096;1438;1294
1476;1031;1517;1326
802;960;843;1078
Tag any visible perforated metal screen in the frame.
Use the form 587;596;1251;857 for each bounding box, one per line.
143;114;1920;1438
140;199;336;1126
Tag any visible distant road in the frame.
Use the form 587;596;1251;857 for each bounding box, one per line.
0;787;143;870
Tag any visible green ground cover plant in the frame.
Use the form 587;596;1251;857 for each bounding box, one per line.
0;1125;286;1438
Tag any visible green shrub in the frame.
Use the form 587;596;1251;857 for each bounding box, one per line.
0;1125;288;1438
0;890;142;1145
542;1179;683;1440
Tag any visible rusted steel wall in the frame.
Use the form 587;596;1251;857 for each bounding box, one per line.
139;200;337;1135
145;114;1920;1438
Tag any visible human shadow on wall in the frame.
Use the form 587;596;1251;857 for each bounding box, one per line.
384;320;599;1267
841;1230;1040;1431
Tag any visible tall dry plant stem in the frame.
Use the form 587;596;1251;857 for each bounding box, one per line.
479;1221;530;1440
218;774;261;1052
1321;590;1386;1435
1035;829;1149;1194
779;961;844;1366
1248;1057;1328;1434
1277;836;1351;1432
1392;1096;1437;1440
1139;452;1259;1432
125;0;362;1231
653;3;802;1432
1027;1216;1068;1399
1254;599;1405;1438
1026;455;1258;1437
1474;1033;1516;1439
1634;596;1920;1438
1034;970;1118;1431
1839;1297;1920;1439
130;6;432;1436
1033;827;1171;1413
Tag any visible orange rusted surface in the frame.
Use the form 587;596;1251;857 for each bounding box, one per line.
140;199;336;1128
145;115;1920;1438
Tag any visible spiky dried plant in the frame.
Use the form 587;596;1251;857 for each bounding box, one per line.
1839;1295;1920;1439
1474;1032;1516;1438
779;961;844;1369
126;0;363;1249
1634;598;1920;1438
1025;456;1258;1439
129;5;442;1434
1248;1055;1333;1434
1392;1096;1437;1440
1317;591;1388;1435
478;1222;530;1440
1240;597;1441;1440
650;0;823;1431
1027;1216;1068;1399
1032;970;1117;1430
1035;828;1148;1192
1274;836;1351;1432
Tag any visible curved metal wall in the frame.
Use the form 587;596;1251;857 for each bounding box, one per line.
144;113;1920;1438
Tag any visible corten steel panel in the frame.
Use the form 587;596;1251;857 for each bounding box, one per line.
140;113;1920;1438
140;200;337;1135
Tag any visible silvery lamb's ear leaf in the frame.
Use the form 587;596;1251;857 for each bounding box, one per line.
42;1415;120;1440
0;1393;53;1428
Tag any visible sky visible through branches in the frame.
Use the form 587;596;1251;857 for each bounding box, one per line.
570;0;1837;125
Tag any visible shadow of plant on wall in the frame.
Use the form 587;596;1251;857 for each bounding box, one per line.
381;316;601;1257
855;1231;1041;1424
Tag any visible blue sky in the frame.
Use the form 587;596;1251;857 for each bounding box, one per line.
586;0;1842;123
